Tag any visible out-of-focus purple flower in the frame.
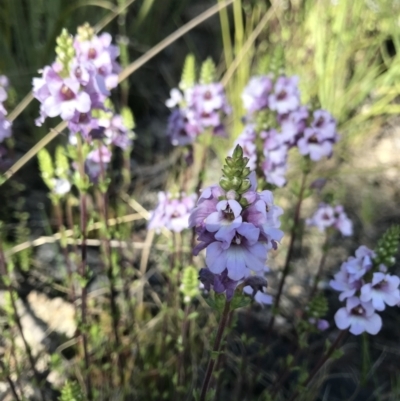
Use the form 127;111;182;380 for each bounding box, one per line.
297;109;339;161
243;274;272;305
345;246;375;281
0;76;12;143
260;129;289;187
84;145;112;182
297;127;334;161
0;76;9;103
148;192;196;233
97;114;132;149
360;273;400;311
33;27;120;134
309;178;327;191
308;318;329;331
241;75;273;113
278;106;309;145
311;109;337;140
232;125;258;171
306;203;353;237
268;76;300;115
334;296;382;335
167;109;200;146
0;114;11;143
165;82;230;146
74;32;120;90
330;262;362;301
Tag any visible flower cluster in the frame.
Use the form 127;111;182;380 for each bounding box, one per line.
148;192;197;233
32;25;132;148
233;74;339;187
331;235;400;335
0;75;12;143
306;203;353;237
190;145;283;292
166;83;230;146
165;57;231;146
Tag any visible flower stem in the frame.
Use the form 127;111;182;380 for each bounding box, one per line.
76;138;93;401
267;171;308;334
97;142;124;386
199;299;231;401
287;330;348;401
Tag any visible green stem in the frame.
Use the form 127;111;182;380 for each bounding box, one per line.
199;299;231;401
267;171;308;333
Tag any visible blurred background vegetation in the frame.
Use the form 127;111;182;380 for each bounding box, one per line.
1;0;400;400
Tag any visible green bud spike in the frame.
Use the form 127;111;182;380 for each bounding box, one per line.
121;106;135;130
199;57;217;84
219;145;254;201
76;23;94;42
225;156;235;167
308;294;328;318
373;225;400;268
230;177;242;190
55;28;75;77
232;145;243;159
37;148;55;190
269;45;285;75
219;177;232;192
180;53;196;90
180;266;200;302
237;179;251;194
241;167;251;178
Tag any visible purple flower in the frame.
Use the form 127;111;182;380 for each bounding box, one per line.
268;76;300;115
165;81;231;145
167;109;199;146
330;262;362;301
85;145;112;182
360;273;400;311
311;109;337;141
0;76;12;143
334;297;382;335
278;106;309;145
241;75;273;113
148;192;196;233
232;125;258;171
0;75;9;103
205;224;267;281
297;109;339;161
333;205;353;236
205;199;243;245
243;274;272;305
34;66;91;122
345;246;375;282
297;127;334;161
306;203;353;237
308;318;329;331
74;32;120;90
33;28;120;133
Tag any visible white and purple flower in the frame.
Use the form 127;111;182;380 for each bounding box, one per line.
334;297;382;335
148;192;196;233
